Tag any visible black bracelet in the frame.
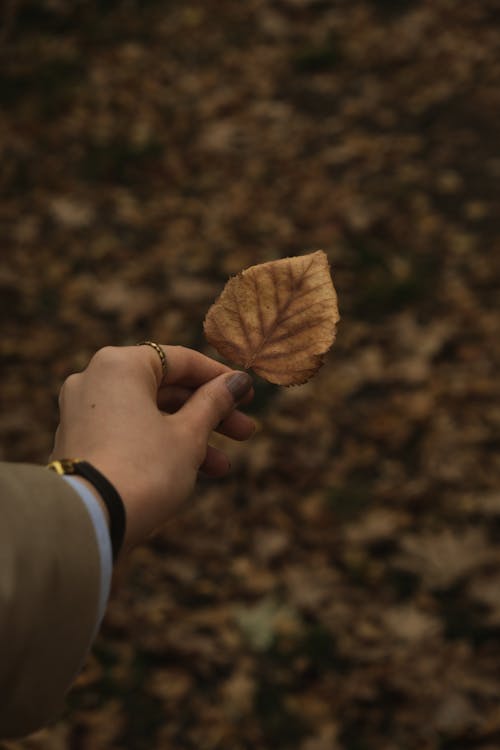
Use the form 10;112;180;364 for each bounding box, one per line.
47;459;126;562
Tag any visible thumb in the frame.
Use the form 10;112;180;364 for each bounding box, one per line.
178;371;253;438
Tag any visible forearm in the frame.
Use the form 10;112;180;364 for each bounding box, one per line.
0;463;102;739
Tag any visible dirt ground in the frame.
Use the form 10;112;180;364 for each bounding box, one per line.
1;1;500;748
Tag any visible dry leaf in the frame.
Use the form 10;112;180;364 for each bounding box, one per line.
204;250;339;385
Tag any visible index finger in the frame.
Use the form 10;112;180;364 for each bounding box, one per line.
137;344;253;402
161;345;234;388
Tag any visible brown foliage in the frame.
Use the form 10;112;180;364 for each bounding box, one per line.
2;1;500;748
204;251;339;385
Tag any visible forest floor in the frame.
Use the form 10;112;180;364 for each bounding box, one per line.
1;1;500;748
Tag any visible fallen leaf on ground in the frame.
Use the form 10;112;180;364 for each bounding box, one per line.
203;250;339;385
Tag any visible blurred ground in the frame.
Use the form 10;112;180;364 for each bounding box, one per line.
1;0;500;748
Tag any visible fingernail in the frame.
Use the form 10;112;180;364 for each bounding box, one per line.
226;371;253;402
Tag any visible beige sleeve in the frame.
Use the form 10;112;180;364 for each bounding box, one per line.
0;462;101;739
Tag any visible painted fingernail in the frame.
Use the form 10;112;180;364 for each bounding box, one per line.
226;372;253;402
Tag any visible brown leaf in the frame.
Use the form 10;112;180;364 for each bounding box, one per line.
203;250;339;385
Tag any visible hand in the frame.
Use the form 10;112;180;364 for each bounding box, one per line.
51;345;255;550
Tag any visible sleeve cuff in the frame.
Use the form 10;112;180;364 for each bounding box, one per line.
62;475;112;637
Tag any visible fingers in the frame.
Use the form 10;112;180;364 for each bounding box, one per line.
199;445;231;478
158;384;256;440
176;371;253;442
92;345;254;401
158;381;254;409
157;384;193;413
218;410;256;441
161;346;234;388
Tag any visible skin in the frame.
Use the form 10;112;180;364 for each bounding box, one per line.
51;345;255;551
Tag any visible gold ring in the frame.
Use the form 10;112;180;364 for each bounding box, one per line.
136;341;167;377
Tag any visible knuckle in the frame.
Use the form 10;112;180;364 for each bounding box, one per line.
201;387;220;407
202;384;232;423
201;387;225;414
90;346;134;374
91;345;122;366
58;373;80;407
